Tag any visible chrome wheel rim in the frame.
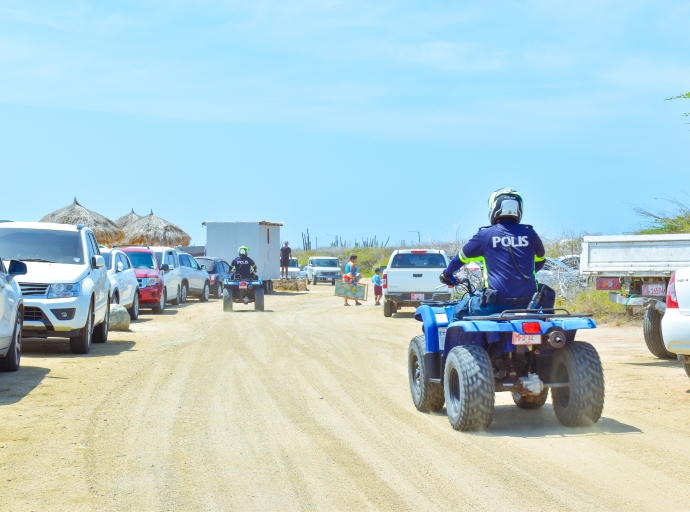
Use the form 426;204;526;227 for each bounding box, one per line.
204;285;209;300
181;286;187;302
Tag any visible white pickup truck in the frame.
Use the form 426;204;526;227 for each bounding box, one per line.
382;249;452;317
580;234;690;359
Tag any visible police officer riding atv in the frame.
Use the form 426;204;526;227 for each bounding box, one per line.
409;188;605;431
223;246;265;312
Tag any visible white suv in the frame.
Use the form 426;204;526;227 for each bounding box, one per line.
0;222;111;354
306;257;342;285
150;246;183;305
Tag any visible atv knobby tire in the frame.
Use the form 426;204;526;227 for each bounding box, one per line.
512;388;549;409
223;288;233;312
254;287;265;311
643;308;675;359
551;340;605;427
408;335;444;412
444;345;494;431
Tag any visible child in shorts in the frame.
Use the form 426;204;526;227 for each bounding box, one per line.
372;267;383;306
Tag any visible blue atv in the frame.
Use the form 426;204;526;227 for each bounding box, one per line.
223;273;264;312
409;284;604;431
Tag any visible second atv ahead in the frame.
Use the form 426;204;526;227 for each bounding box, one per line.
223;273;264;312
409;298;605;432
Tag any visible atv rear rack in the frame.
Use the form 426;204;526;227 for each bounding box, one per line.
464;308;593;321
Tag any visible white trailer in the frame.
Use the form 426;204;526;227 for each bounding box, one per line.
580;234;690;359
203;221;283;290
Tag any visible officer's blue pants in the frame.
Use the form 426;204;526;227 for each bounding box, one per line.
452;295;517;321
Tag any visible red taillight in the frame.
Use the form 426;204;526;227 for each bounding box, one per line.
382;272;388;289
411;249;427;254
209;274;217;282
667;272;678;309
522;322;541;334
596;278;621;290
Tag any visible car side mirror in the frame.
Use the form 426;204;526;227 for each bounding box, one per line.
8;260;27;276
200;265;206;270
116;261;124;272
160;263;170;271
92;255;105;269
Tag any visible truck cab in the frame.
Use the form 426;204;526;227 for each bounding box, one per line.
383;249;452;317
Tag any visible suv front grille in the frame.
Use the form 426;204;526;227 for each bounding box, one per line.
19;283;50;296
24;307;43;321
137;278;145;287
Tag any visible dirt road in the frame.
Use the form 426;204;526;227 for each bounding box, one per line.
2;286;690;511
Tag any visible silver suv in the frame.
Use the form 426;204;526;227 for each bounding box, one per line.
176;251;211;302
0;222;111;354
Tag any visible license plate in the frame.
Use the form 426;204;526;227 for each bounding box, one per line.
411;293;425;301
642;283;665;296
512;332;540;345
438;328;447;350
325;278;332;281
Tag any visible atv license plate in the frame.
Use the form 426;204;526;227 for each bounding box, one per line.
512;333;540;345
411;293;425;301
438;328;447;350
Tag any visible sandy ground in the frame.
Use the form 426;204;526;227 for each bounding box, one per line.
2;285;690;511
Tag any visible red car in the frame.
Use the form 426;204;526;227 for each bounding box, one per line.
120;247;167;314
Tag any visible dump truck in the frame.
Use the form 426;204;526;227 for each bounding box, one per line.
580;234;690;359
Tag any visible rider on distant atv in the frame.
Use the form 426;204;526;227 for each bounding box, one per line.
440;188;547;320
230;246;258;278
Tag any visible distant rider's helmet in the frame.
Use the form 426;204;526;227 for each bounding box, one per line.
488;188;523;225
238;246;249;257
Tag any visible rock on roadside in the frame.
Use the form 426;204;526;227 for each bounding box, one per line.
109;304;130;331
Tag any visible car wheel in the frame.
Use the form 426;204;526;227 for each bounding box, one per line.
152;289;166;314
200;282;210;302
70;303;93;354
92;300;110;344
171;285;181;305
0;309;22;372
128;292;140;321
181;284;188;303
215;283;223;299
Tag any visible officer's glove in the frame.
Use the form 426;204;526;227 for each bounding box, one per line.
439;272;455;286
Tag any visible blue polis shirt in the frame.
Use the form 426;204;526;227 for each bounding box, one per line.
443;220;546;298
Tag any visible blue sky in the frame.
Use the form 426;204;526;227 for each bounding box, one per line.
1;1;688;247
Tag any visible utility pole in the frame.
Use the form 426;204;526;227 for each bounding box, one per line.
409;231;420;245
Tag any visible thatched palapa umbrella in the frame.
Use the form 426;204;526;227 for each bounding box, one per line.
123;210;191;247
115;209;142;229
40;198;125;246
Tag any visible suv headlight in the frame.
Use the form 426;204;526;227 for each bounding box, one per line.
145;277;159;287
48;282;81;299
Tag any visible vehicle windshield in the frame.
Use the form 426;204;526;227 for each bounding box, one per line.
125;251;158;270
102;252;113;269
390;253;446;269
0;228;84;264
154;252;163;266
313;259;338;267
196;258;215;272
289;259;299;268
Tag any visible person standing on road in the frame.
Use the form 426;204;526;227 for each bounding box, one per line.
280;241;292;280
372;267;383;306
343;254;362;306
